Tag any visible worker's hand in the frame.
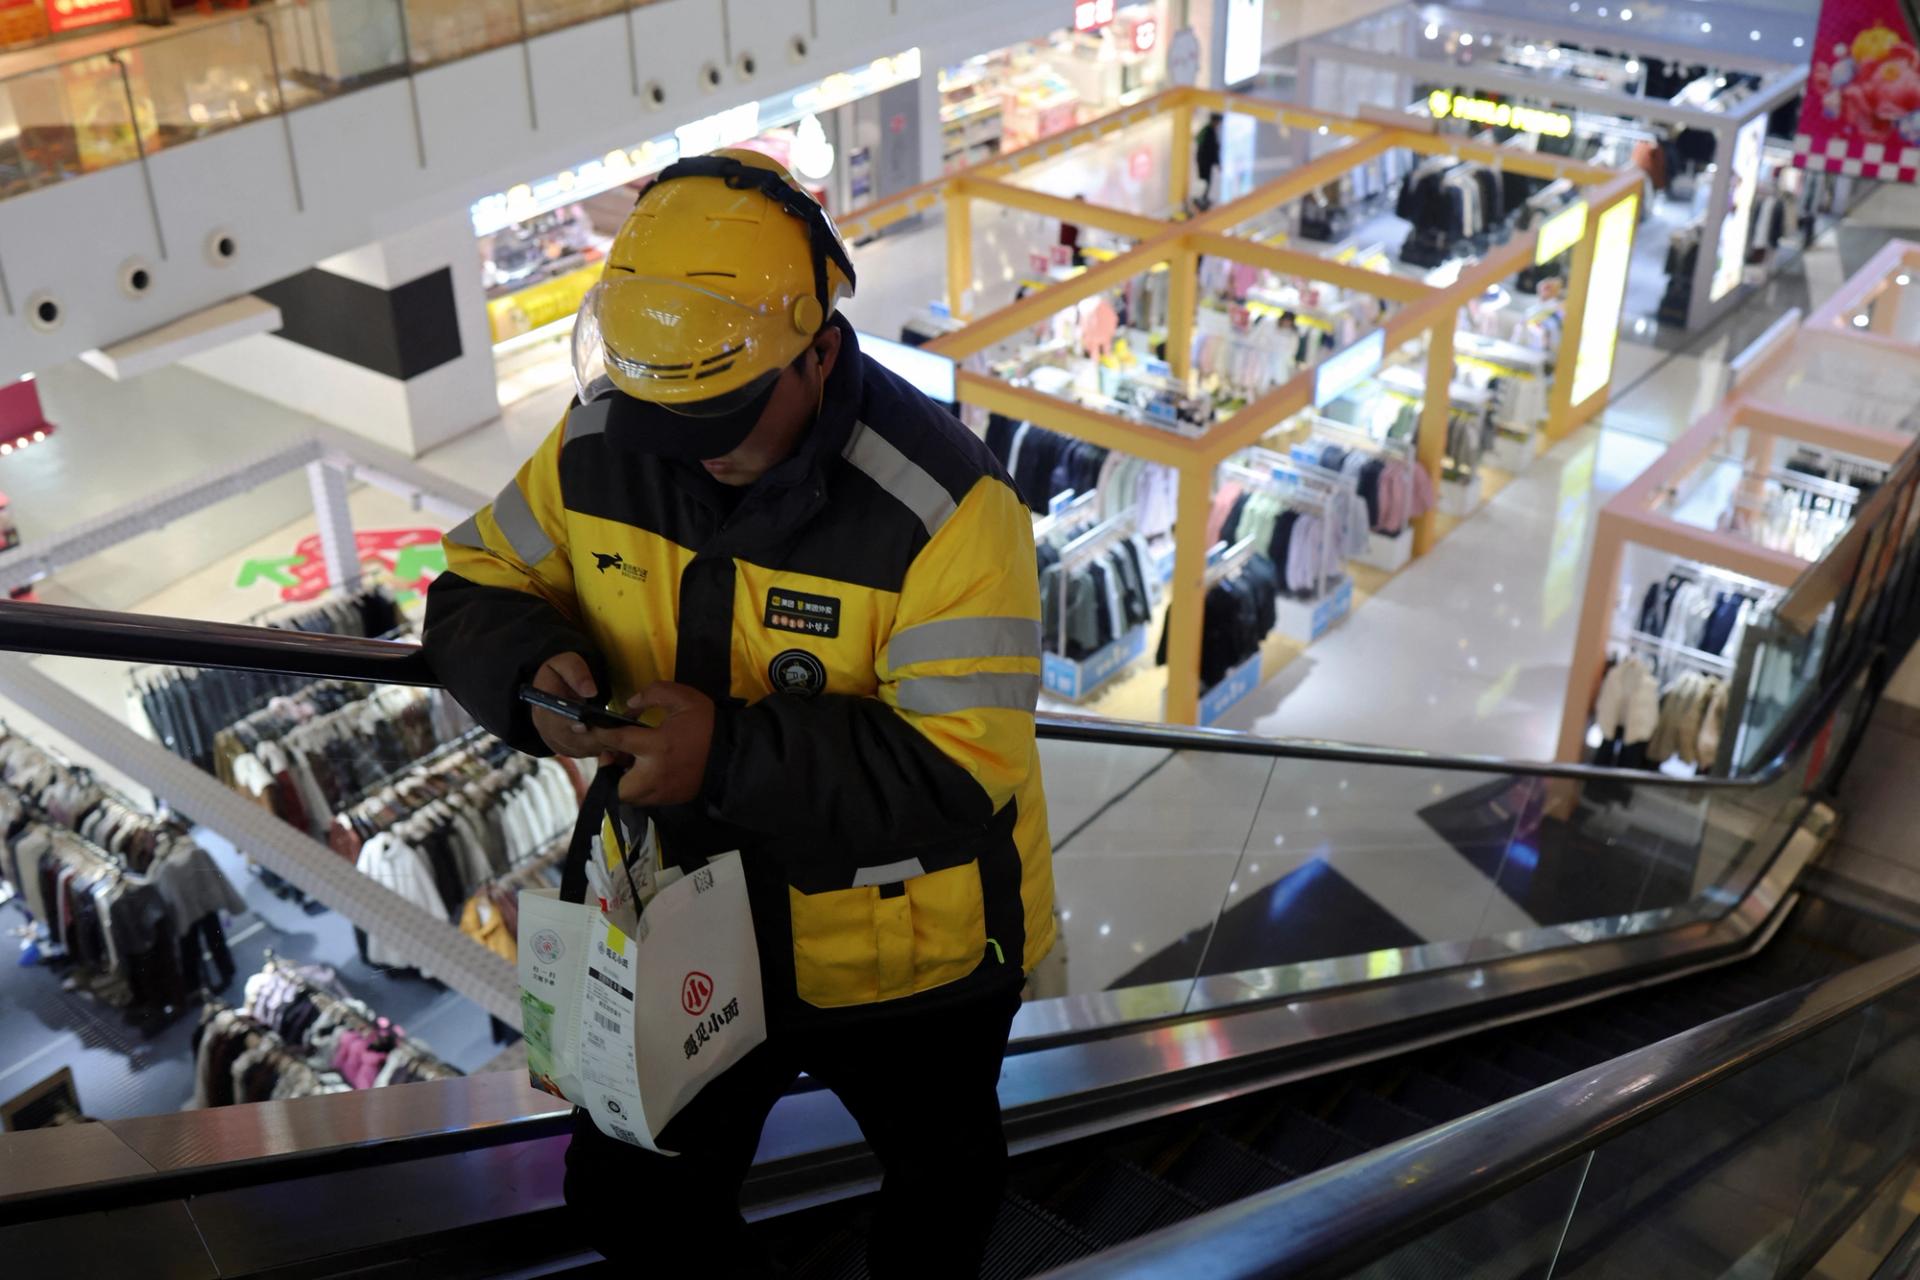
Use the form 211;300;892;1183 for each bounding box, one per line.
593;681;716;807
528;652;600;758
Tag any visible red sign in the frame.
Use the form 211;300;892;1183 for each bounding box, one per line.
681;971;714;1017
44;0;134;36
1073;0;1115;32
0;0;47;45
1050;242;1076;267
1029;249;1052;274
1132;16;1159;53
1795;8;1920;182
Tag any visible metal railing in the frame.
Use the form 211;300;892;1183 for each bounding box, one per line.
0;596;1842;789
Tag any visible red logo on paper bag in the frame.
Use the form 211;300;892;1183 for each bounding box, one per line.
681;972;714;1016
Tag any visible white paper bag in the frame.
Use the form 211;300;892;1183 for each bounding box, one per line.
517;886;594;1105
570;850;765;1154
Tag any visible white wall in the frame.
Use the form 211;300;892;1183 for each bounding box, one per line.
0;0;1066;384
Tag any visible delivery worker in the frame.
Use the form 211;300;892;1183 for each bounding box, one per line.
423;149;1055;1277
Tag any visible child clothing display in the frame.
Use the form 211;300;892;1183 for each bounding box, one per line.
1155;553;1285;691
1036;523;1160;659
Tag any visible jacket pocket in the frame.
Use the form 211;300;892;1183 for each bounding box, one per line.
787;862;988;1009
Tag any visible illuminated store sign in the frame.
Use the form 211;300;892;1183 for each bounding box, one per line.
1426;90;1570;138
1314;328;1386;408
1571;195;1638;407
860;332;957;402
1074;0;1116;30
471;49;920;236
1711;114;1767;303
1533;200;1588;265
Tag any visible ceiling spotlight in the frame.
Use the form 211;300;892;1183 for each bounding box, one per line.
1549;47;1561;58
30;431;43;442
1750;29;1760;40
1596;6;1608;16
1626;59;1641;74
1793;36;1805;47
1425;21;1440;38
1619;7;1632;18
1854;313;1871;327
1898;273;1911;286
1700;20;1711;32
1460;32;1473;44
1569;2;1579;10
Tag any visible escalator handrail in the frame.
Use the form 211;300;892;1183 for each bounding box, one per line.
1042;935;1920;1280
0;599;1831;789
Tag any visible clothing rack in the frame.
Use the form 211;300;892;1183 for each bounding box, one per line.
1297;413;1414;460
1204;535;1262;589
1031;488;1101;544
1057;509;1138;571
338;721;496;817
1610;627;1734;675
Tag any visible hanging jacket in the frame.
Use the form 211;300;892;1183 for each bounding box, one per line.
425;319;1054;1024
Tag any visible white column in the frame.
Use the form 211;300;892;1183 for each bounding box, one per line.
182;210;500;458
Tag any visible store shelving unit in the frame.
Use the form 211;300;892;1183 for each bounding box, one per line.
834;86;1640;724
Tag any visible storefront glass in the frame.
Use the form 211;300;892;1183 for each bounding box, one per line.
937;2;1166;172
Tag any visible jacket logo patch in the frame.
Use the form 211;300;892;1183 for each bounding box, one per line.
769;649;828;698
591;551;647;582
765;588;840;638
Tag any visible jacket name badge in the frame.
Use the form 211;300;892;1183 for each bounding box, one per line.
765;588;840;638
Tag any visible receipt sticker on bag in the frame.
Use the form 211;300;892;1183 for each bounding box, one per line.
517;766;764;1154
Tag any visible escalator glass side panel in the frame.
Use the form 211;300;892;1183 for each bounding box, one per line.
1335;976;1920;1280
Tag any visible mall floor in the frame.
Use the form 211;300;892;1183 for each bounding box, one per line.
10;131;1920;1119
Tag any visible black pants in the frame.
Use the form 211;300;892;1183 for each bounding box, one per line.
563;981;1021;1278
178;913;234;994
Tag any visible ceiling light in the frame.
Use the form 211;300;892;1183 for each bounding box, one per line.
1854;314;1871;327
1569;2;1579;10
1596;6;1608;16
1626;59;1640;74
1460;32;1473;44
1619;7;1632;18
1425;21;1440;38
1099;923;1111;936
30;431;43;442
1549;48;1561;59
1898;273;1911;286
1793;36;1805;47
1700;20;1711;32
1750;29;1761;40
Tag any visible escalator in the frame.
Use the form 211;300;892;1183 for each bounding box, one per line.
4;601;1920;1279
759;895;1919;1279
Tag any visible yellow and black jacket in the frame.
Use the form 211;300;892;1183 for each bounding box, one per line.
424;319;1054;1023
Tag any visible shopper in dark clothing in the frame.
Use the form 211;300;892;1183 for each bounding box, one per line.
1195;112;1223;209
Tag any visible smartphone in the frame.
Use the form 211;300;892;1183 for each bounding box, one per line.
518;685;645;731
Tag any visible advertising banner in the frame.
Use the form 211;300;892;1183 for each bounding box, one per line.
1794;4;1920;182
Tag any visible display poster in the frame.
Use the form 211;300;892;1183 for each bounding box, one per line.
1221;111;1258;203
1711;115;1768;302
1222;0;1263;86
235;528;445;606
1570;195;1638;407
0;0;47;46
1794;5;1920;182
44;0;132;36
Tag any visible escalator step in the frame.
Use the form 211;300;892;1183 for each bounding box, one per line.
1257;1108;1370;1173
1494;1042;1574;1085
1443;1057;1536;1102
1394;1072;1489;1123
1605;1008;1673;1047
1532;1028;1614;1069
1162;1128;1297;1207
789;1227;869;1280
981;1193;1100;1280
1330;1092;1433;1147
1540;1018;1641;1059
1050;1157;1207;1247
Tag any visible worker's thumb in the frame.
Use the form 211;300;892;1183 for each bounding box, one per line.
546;651;597;699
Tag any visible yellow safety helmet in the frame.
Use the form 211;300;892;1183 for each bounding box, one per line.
572;149;857;458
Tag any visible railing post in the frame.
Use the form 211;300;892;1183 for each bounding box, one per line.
514;0;538;130
394;0;428;167
109;53;168;260
257;14;305;213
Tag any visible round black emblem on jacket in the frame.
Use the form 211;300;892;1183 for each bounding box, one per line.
769;649;827;698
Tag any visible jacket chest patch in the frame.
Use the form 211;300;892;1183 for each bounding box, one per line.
765;588;840;638
590;550;648;582
768;649;828;698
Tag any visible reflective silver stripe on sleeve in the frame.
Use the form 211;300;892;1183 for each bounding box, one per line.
888;616;1042;670
851;857;926;888
843;422;958;538
444;514;485;551
489;480;556;567
894;672;1041;715
564;398;610;443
